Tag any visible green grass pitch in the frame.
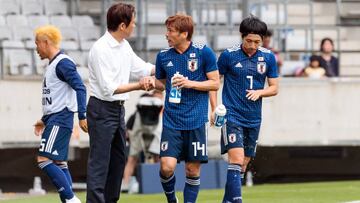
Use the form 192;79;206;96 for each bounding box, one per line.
2;180;360;203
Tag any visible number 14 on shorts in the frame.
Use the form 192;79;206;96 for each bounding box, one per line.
192;142;206;156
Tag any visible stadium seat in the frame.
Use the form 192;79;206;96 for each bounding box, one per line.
60;27;80;50
143;8;167;24
12;26;35;49
285;30;311;51
66;50;86;67
146;34;168;50
231;9;243;24
0;16;5;26
20;0;43;16
33;50;48;75
44;0;67;16
76;66;89;81
27;15;49;29
192;35;208;45
0;26;12;42
50;15;72;28
0;0;20;15
78;26;101;51
6;49;33;75
192;10;226;24
213;34;240;51
6;15;28;27
71;15;94;28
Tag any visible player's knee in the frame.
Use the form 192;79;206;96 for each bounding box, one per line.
185;164;200;177
37;156;50;163
228;153;244;166
160;164;175;177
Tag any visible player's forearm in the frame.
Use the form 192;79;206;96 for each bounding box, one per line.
113;82;141;95
189;79;219;91
209;91;218;112
260;85;278;97
155;79;165;91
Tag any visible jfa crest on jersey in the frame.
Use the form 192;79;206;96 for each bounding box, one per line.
257;62;267;74
188;59;198;72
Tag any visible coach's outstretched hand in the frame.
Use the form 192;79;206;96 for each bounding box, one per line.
34;120;45;136
79;119;88;133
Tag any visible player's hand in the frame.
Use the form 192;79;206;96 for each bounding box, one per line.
34;120;45;136
172;76;192;89
139;76;155;91
79;119;88;133
246;90;262;101
210;111;215;126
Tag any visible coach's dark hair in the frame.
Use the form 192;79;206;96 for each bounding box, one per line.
239;15;267;39
107;3;135;32
320;37;334;52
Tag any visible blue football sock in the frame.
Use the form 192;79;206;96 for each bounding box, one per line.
222;164;242;203
38;160;74;200
160;172;177;203
57;162;73;203
184;176;200;203
57;162;73;187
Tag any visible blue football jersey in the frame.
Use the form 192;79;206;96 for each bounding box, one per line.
217;44;278;127
155;42;218;130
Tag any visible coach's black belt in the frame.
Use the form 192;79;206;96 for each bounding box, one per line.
91;96;125;106
112;100;125;105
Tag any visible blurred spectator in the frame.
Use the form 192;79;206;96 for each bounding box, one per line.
304;55;326;79
318;37;339;77
121;90;164;193
263;29;283;71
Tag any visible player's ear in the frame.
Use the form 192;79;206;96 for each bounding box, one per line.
181;32;188;40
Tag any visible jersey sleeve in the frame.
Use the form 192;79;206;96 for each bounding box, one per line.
56;58;87;120
217;50;229;75
202;45;218;73
155;52;166;80
266;53;279;78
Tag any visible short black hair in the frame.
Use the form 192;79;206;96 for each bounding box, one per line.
239;15;267;39
107;3;135;32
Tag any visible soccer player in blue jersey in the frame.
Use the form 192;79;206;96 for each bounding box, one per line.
155;14;220;203
214;16;279;203
33;25;87;203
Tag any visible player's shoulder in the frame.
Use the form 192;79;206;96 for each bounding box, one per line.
192;42;206;50
159;47;172;53
225;43;241;53
57;54;76;68
258;46;272;54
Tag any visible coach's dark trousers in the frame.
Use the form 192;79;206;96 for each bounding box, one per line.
86;96;127;203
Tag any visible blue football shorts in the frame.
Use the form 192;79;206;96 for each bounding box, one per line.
160;124;208;163
38;125;72;161
220;121;260;157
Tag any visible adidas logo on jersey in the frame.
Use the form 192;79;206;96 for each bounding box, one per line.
167;61;174;67
52;150;59;155
235;62;243;68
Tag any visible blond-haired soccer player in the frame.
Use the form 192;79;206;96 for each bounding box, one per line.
33;25;87;203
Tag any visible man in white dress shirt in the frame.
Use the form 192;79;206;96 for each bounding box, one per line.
86;3;156;203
